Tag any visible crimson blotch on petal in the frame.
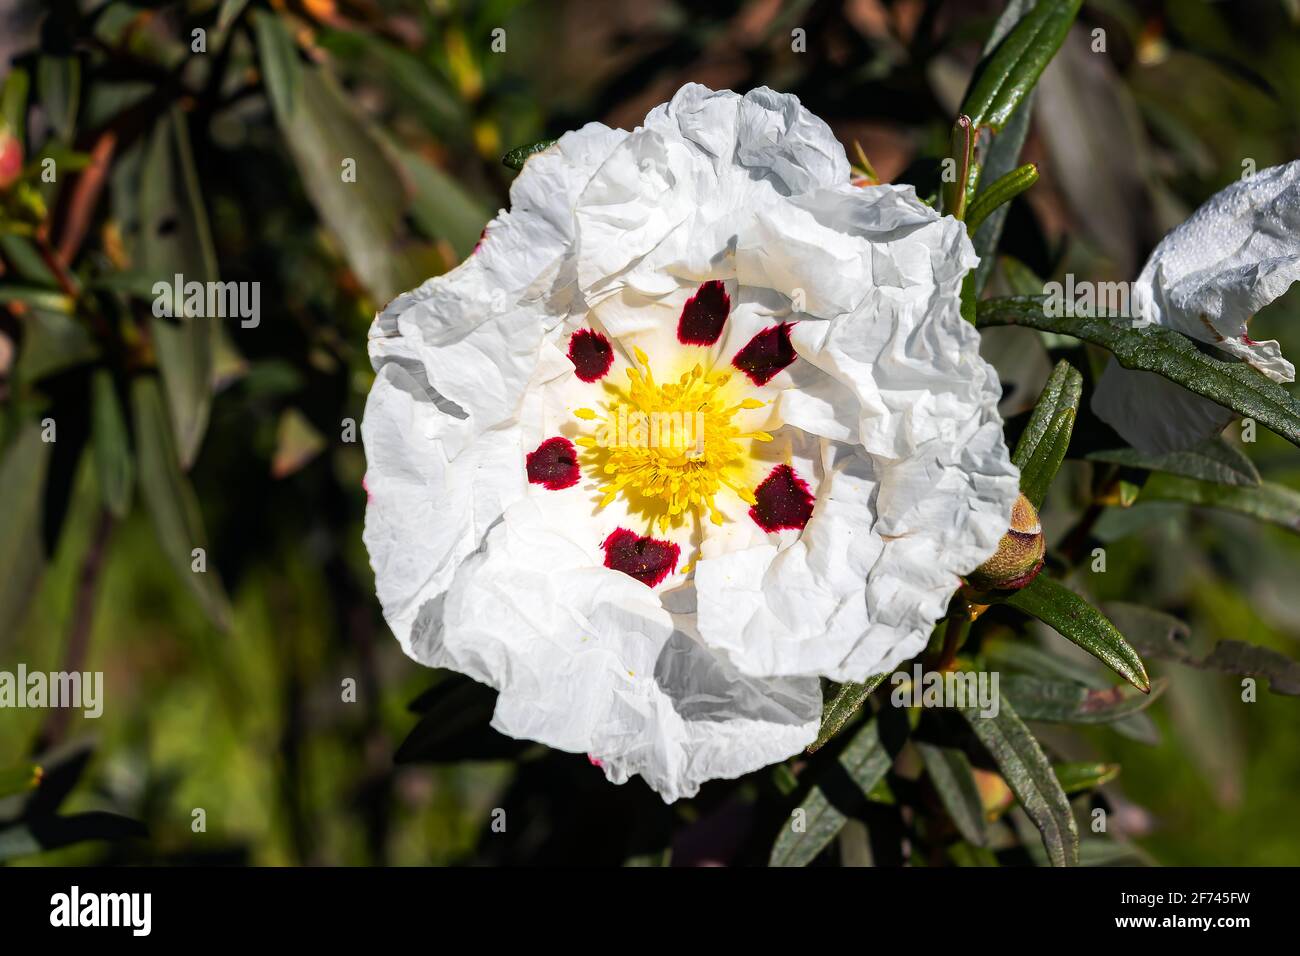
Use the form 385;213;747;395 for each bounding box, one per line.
677;280;731;345
601;527;680;588
526;437;581;490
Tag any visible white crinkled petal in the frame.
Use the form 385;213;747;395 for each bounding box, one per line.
695;190;1018;681
1092;160;1300;453
433;500;821;803
364;122;627;651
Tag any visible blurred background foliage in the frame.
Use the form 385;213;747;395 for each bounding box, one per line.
0;0;1298;866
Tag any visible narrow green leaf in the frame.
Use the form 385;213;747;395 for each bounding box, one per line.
1003;576;1150;691
0;234;53;285
808;673;887;753
1001;673;1166;723
139;107;219;470
959;695;1078;866
253;11;302;122
36;55;80;143
1140;473;1300;535
90;370;134;518
916;742;987;847
998;256;1047;297
977;295;1300;450
981;635;1161;743
131;377;232;631
1087;437;1260;487
1053;761;1120;794
274;63;438;302
217;0;253;32
1;67;30;148
322;32;468;136
392;144;492;260
0;423;52;645
0;286;74;313
770;717;894;867
966;163;1038;233
962;0;1083;132
1107;601;1300;696
1012;359;1081;508
969;0;1038;294
1025;835;1146;867
502;139;556;170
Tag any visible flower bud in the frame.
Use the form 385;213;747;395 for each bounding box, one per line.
964;493;1044;591
0;124;21;192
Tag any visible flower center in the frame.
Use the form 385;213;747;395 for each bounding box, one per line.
574;347;770;532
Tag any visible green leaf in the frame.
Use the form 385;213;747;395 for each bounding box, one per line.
962;0;1083;133
1053;761;1120;794
959;695;1077;866
274;62;439;302
970;0;1037;296
808;673;887;753
1;67;30;147
770;716;894;867
1001;673;1166;723
976;295;1300;450
1002;576;1150;692
981;636;1161;744
321;31;467;137
1140;473;1300;535
502;140;556;170
965;162;1038;234
139;107;219;470
1086;437;1260;487
998;256;1048;297
1012;359;1081;508
90;370;134;518
392;144;493;260
0;234;54;284
916;742;987;847
253;10;302;122
0;286;74;313
1107;602;1300;696
0;423;52;645
131;377;232;631
1024;835;1146;867
217;0;253;32
36;55;80;143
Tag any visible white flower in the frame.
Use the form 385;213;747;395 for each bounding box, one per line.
362;84;1019;802
1092;161;1300;453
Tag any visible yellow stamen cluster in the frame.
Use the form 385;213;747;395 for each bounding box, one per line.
574;347;770;532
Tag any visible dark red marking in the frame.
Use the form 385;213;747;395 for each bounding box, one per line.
526;437;580;490
568;329;614;382
731;323;796;386
749;464;814;532
677;280;731;345
601;527;680;587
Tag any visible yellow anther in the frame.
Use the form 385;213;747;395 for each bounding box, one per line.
574;348;774;550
